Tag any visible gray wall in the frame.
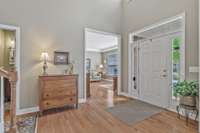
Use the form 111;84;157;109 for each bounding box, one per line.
0;0;122;109
121;0;199;92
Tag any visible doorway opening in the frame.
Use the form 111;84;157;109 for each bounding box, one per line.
128;13;185;109
84;28;121;104
0;24;20;132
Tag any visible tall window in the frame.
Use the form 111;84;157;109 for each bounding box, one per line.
107;54;118;75
172;37;181;96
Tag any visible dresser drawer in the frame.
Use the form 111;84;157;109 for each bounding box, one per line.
39;75;79;115
43;89;76;99
44;79;76;89
44;79;76;88
42;96;76;109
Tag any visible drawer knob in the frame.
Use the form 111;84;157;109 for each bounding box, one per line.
46;94;49;97
70;98;73;101
46;102;49;105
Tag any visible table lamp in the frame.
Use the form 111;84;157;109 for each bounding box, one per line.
40;52;49;75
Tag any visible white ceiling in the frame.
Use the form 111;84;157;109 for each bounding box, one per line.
86;31;118;52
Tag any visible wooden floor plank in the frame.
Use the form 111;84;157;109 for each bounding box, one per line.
37;81;198;133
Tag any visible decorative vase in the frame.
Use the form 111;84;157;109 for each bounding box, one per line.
179;95;196;107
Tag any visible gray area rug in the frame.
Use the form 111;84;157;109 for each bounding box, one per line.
106;100;164;125
5;115;37;133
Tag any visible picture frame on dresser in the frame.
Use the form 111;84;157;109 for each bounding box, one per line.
54;51;69;65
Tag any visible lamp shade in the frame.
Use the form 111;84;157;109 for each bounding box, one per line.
99;64;104;68
40;52;49;61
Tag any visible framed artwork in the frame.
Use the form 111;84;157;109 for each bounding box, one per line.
54;51;69;65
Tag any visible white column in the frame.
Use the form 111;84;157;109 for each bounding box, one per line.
0;76;4;133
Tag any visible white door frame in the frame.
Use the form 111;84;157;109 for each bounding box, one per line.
0;24;21;118
128;13;186;107
84;28;122;101
198;0;200;131
0;77;4;133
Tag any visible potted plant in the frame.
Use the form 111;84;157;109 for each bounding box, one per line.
173;81;199;107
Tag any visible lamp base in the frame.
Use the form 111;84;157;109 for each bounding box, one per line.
43;62;48;75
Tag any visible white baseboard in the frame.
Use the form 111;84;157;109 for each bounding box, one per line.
0;122;4;133
17;107;39;116
118;92;131;98
16;98;87;116
79;98;87;103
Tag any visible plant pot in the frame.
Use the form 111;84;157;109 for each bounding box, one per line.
196;96;199;109
179;96;196;107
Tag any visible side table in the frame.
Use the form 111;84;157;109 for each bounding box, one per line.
176;104;198;125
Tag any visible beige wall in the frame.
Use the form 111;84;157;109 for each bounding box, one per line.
121;0;199;92
0;30;5;67
0;0;198;109
0;0;122;109
0;30;15;70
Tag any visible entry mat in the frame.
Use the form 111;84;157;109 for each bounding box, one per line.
5;115;37;133
106;100;164;125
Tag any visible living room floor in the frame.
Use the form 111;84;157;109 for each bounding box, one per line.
37;82;198;133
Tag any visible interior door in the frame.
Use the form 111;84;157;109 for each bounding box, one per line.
139;36;171;108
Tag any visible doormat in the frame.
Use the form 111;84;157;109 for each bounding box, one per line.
106;100;164;125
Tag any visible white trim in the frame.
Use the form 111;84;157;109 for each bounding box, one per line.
101;45;118;52
16;97;86;115
79;98;87;104
84;28;122;101
128;13;186;107
34;116;38;133
181;13;186;81
85;28;121;37
0;77;4;133
86;48;101;52
0;24;21;114
199;0;200;131
129;13;185;37
86;46;118;53
118;92;131;98
16;107;39;116
0;24;20;132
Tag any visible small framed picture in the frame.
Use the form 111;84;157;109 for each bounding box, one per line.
54;51;69;65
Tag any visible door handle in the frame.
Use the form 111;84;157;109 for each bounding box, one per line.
132;76;137;89
161;74;167;77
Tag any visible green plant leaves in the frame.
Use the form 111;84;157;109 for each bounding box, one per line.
173;81;199;97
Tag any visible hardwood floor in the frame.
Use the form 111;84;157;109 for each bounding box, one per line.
37;81;198;133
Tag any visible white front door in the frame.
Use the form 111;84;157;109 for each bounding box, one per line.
139;36;171;108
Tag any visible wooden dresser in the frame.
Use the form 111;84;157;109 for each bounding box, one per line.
39;74;78;115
